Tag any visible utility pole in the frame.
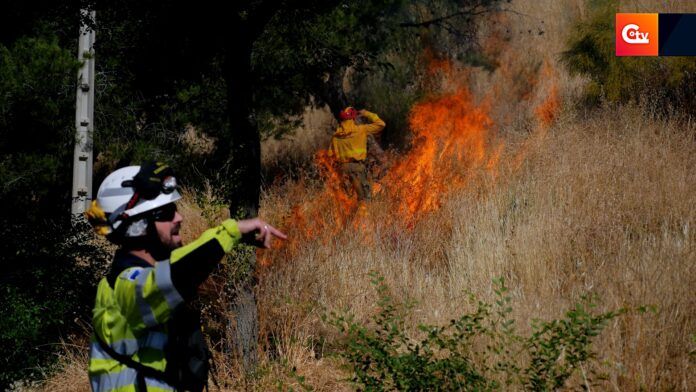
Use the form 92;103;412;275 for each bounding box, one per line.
71;10;96;216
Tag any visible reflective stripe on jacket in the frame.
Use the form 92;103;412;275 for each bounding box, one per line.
329;110;385;162
89;219;242;391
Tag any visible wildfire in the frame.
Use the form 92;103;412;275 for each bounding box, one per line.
314;150;359;223
259;51;563;267
534;60;560;128
424;48;455;79
257;150;359;267
510;58;561;172
384;87;495;221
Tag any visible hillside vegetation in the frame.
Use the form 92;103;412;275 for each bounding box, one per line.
27;0;696;390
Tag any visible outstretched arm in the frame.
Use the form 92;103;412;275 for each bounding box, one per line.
111;219;286;331
169;218;286;299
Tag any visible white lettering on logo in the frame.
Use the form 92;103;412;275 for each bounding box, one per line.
622;24;650;44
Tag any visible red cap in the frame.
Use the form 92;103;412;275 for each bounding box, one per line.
339;107;358;121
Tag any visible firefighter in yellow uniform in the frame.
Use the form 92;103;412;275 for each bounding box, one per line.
85;162;286;391
329;107;386;200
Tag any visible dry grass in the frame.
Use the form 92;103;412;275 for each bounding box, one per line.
37;104;695;390
36;0;695;390
254;103;695;391
619;0;696;13
261;104;336;177
249;1;695;389
37;344;91;392
29;334;91;392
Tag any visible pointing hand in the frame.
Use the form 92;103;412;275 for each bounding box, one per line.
237;218;287;249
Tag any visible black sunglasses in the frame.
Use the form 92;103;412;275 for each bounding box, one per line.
151;203;178;222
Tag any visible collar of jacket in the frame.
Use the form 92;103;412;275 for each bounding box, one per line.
106;249;153;287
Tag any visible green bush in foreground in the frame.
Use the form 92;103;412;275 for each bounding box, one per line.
328;275;625;391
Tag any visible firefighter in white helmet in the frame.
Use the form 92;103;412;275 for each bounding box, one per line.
85;162;286;391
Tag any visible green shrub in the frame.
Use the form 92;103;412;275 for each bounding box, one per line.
562;0;696;114
0;221;111;387
327;274;624;391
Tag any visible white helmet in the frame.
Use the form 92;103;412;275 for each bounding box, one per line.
89;164;181;238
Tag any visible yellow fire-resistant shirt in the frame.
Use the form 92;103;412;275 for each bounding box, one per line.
329;110;385;162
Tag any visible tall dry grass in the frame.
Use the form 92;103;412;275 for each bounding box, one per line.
250;1;695;389
254;103;695;391
37;104;695;391
261;104;336;179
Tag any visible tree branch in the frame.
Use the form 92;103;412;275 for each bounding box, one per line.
398;2;536;30
399;0;491;28
247;0;283;41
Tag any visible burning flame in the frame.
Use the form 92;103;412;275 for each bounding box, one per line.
257;151;359;266
534;60;560;128
260;51;563;267
384;87;495;221
510;58;561;171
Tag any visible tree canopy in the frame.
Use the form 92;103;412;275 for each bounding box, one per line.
0;0;502;385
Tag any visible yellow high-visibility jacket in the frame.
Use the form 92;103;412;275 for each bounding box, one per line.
329;110;385;162
88;219;241;391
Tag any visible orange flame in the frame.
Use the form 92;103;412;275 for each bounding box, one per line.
259;50;564;269
257;150;359;267
424;48;455;79
384;87;495;222
534;60;560;128
535;84;559;127
510;59;561;172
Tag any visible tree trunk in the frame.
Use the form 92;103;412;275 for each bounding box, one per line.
223;20;261;373
218;1;302;372
320;66;349;120
226;25;260;217
228;274;259;368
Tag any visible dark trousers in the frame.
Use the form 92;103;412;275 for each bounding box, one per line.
341;161;371;200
